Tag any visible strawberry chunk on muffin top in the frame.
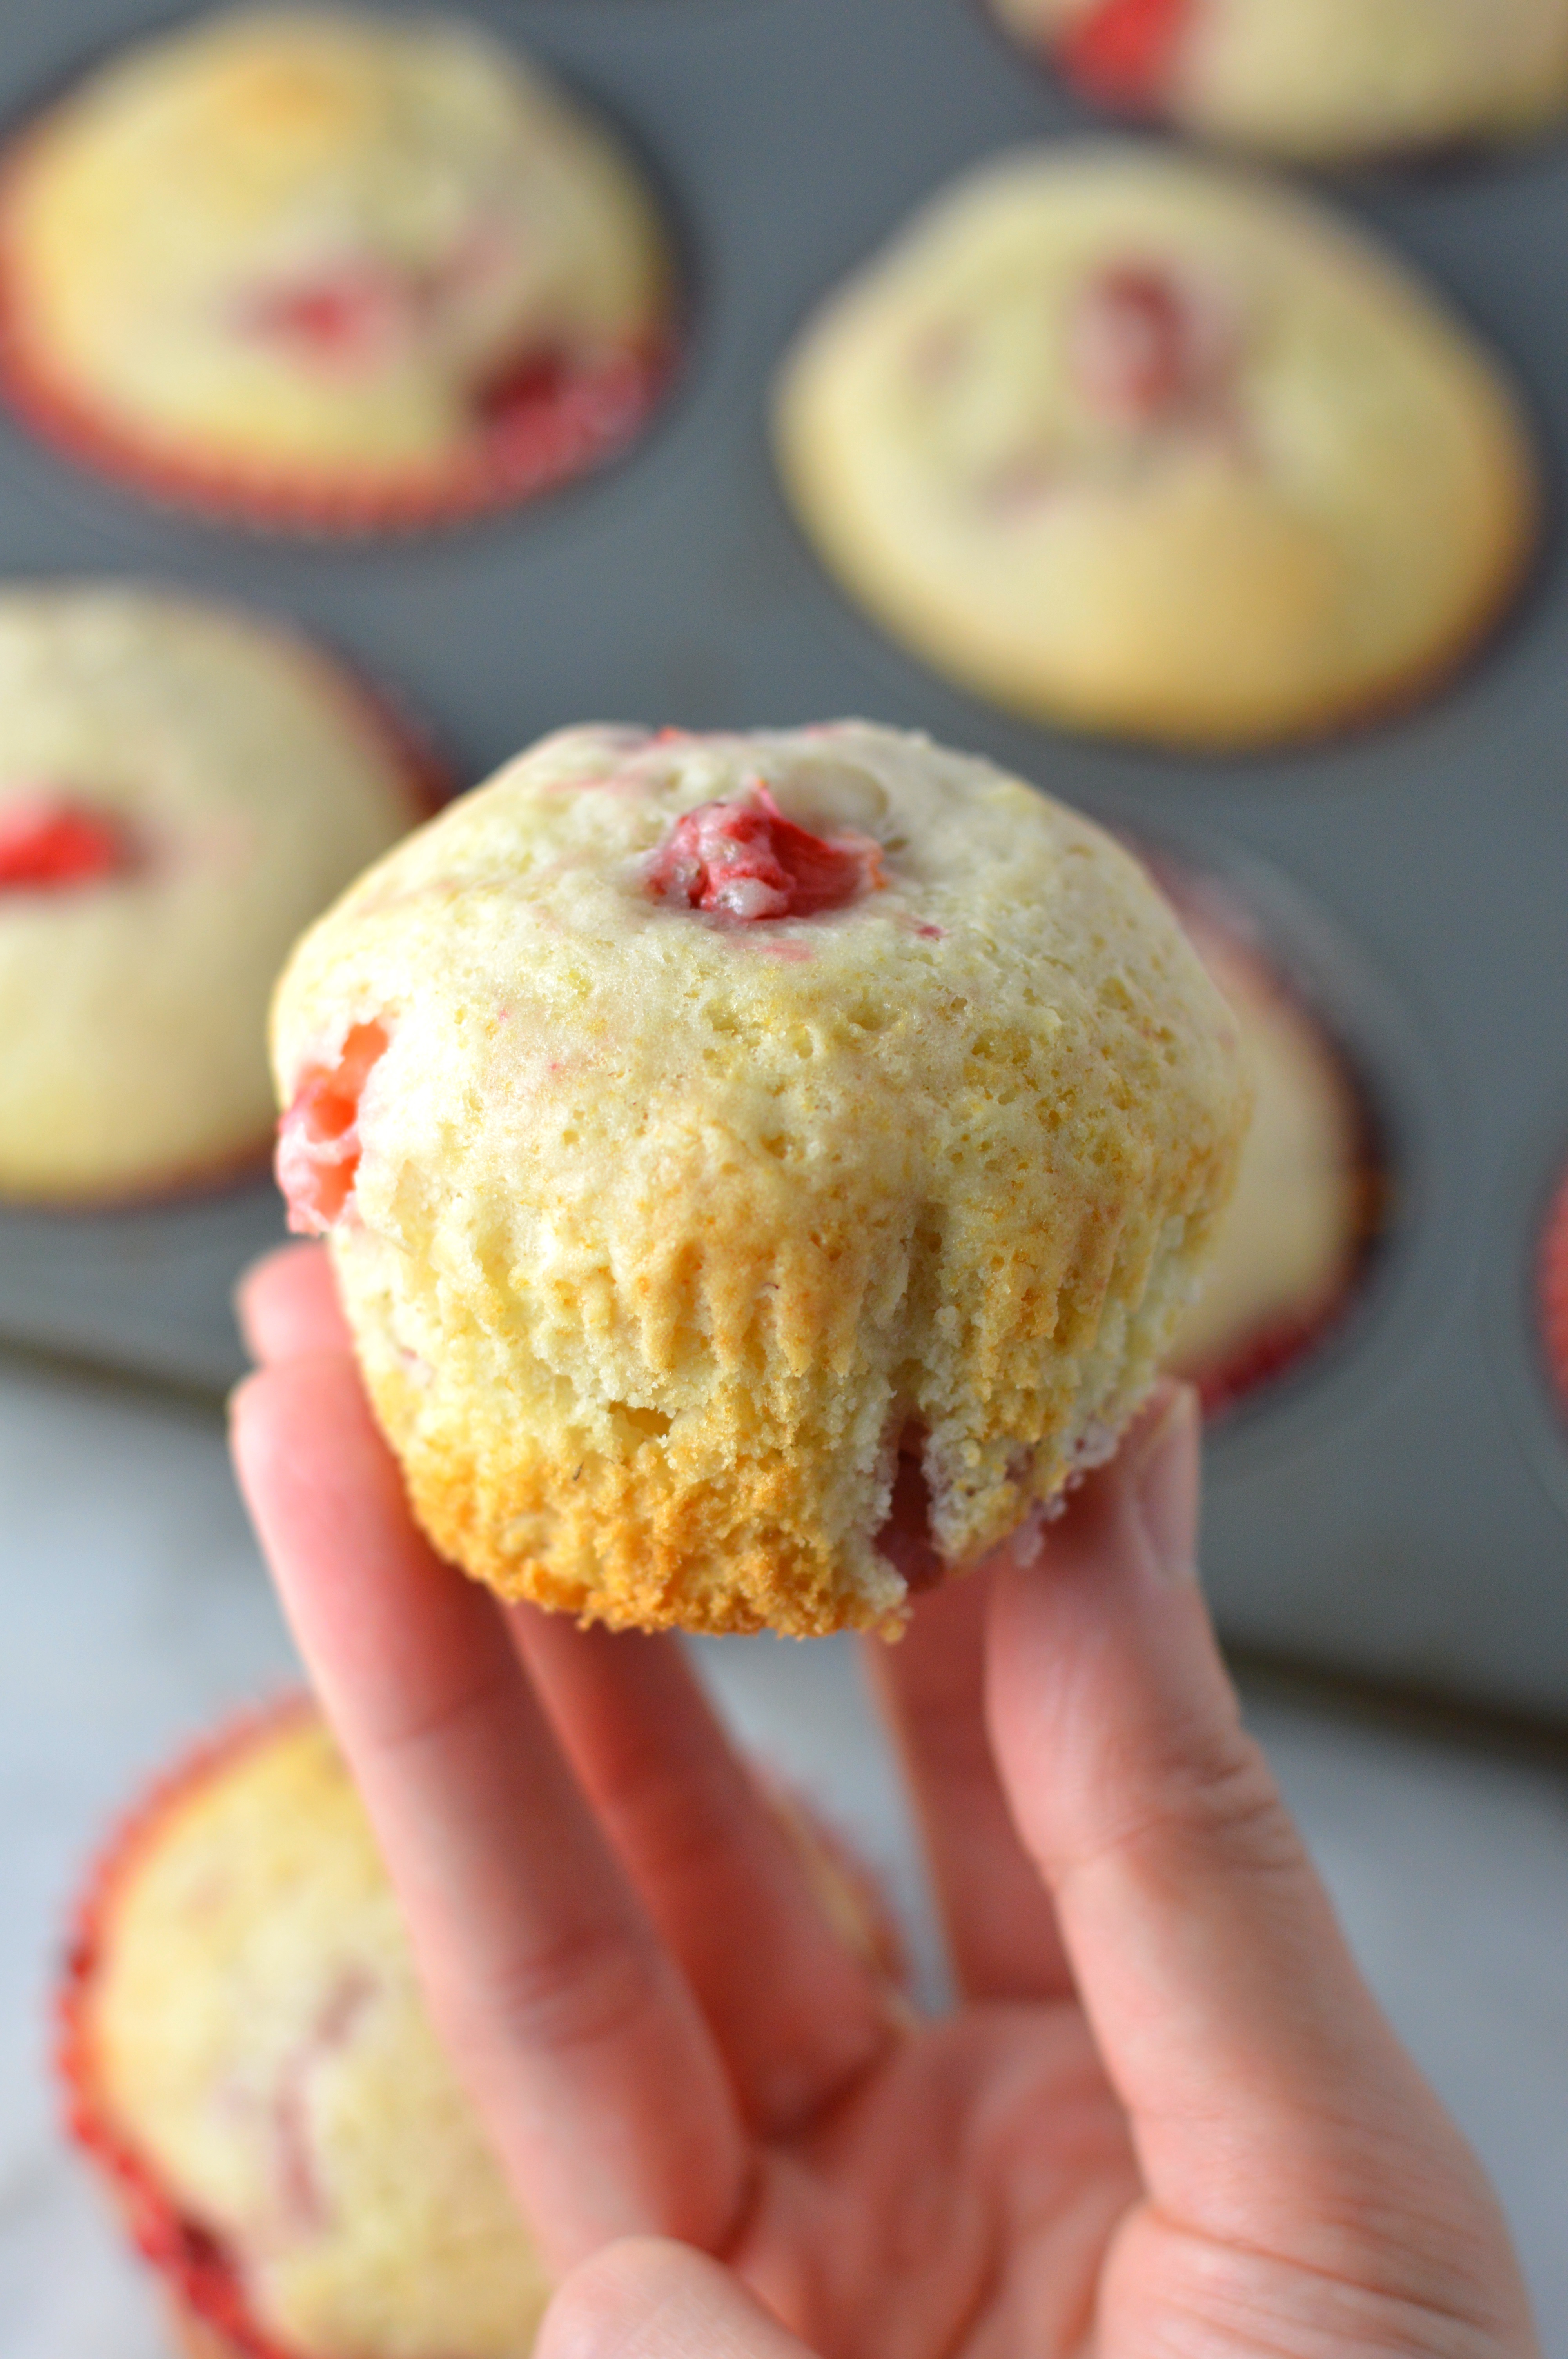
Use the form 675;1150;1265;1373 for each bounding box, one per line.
1067;260;1236;428
0;792;132;891
646;785;885;921
1057;0;1195;109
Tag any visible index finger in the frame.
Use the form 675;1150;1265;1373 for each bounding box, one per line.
229;1343;748;2270
236;1241;349;1363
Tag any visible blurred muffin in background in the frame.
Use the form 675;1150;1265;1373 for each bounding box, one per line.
0;587;430;1203
0;8;675;531
1165;876;1383;1411
60;1701;552;2359
1537;1162;1568;1425
992;0;1568;162
59;1699;902;2359
775;147;1537;751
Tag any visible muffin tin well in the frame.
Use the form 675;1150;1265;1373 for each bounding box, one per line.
1;0;1566;1717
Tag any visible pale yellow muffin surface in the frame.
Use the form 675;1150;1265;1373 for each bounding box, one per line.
0;7;670;484
1169;909;1367;1387
775;149;1536;750
88;1712;549;2359
272;719;1248;1637
0;587;422;1202
999;0;1568;160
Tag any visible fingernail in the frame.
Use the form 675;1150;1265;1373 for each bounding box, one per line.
1130;1384;1200;1583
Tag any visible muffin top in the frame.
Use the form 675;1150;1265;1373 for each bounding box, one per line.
82;1708;548;2359
273;721;1247;1632
1000;0;1568;159
0;7;671;487
0;585;424;1201
774;147;1536;747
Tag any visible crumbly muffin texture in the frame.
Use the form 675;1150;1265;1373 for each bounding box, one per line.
774;148;1536;750
89;1713;549;2359
272;721;1248;1637
1002;0;1568;160
0;587;421;1202
0;7;670;482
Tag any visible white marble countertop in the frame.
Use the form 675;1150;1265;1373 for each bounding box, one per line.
2;1348;1564;2357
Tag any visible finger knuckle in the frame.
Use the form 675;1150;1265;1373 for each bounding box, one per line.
1079;1729;1305;1888
468;1920;665;2064
1164;1733;1303;1875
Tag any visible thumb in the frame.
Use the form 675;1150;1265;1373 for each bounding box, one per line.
986;1386;1524;2308
538;2240;817;2359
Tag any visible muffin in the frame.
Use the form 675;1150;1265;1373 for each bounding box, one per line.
993;0;1568;162
1163;882;1379;1409
59;1700;902;2359
0;586;430;1203
270;719;1249;1638
774;148;1537;751
1538;1163;1568;1423
0;9;673;530
60;1700;555;2359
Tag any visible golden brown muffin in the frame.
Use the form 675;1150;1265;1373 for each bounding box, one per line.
0;9;673;528
0;586;429;1203
271;720;1249;1637
775;148;1537;751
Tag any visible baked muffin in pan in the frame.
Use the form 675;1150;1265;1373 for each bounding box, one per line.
1537;1161;1568;1428
775;147;1537;751
1161;870;1386;1413
991;0;1568;163
0;9;675;531
0;585;432;1204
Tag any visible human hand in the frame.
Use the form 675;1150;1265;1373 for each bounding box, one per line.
232;1243;1539;2359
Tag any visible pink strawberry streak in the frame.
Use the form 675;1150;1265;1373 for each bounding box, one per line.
270;1971;375;2236
276;1022;388;1236
236;223;505;371
1067;262;1236;429
239;265;408;366
0;791;132;892
646;784;885;921
235;244;593;433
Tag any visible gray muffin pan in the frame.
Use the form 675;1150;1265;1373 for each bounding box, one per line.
3;0;1567;1718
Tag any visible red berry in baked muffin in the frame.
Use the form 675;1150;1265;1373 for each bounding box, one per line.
1057;0;1194;109
646;785;885;921
0;792;132;891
